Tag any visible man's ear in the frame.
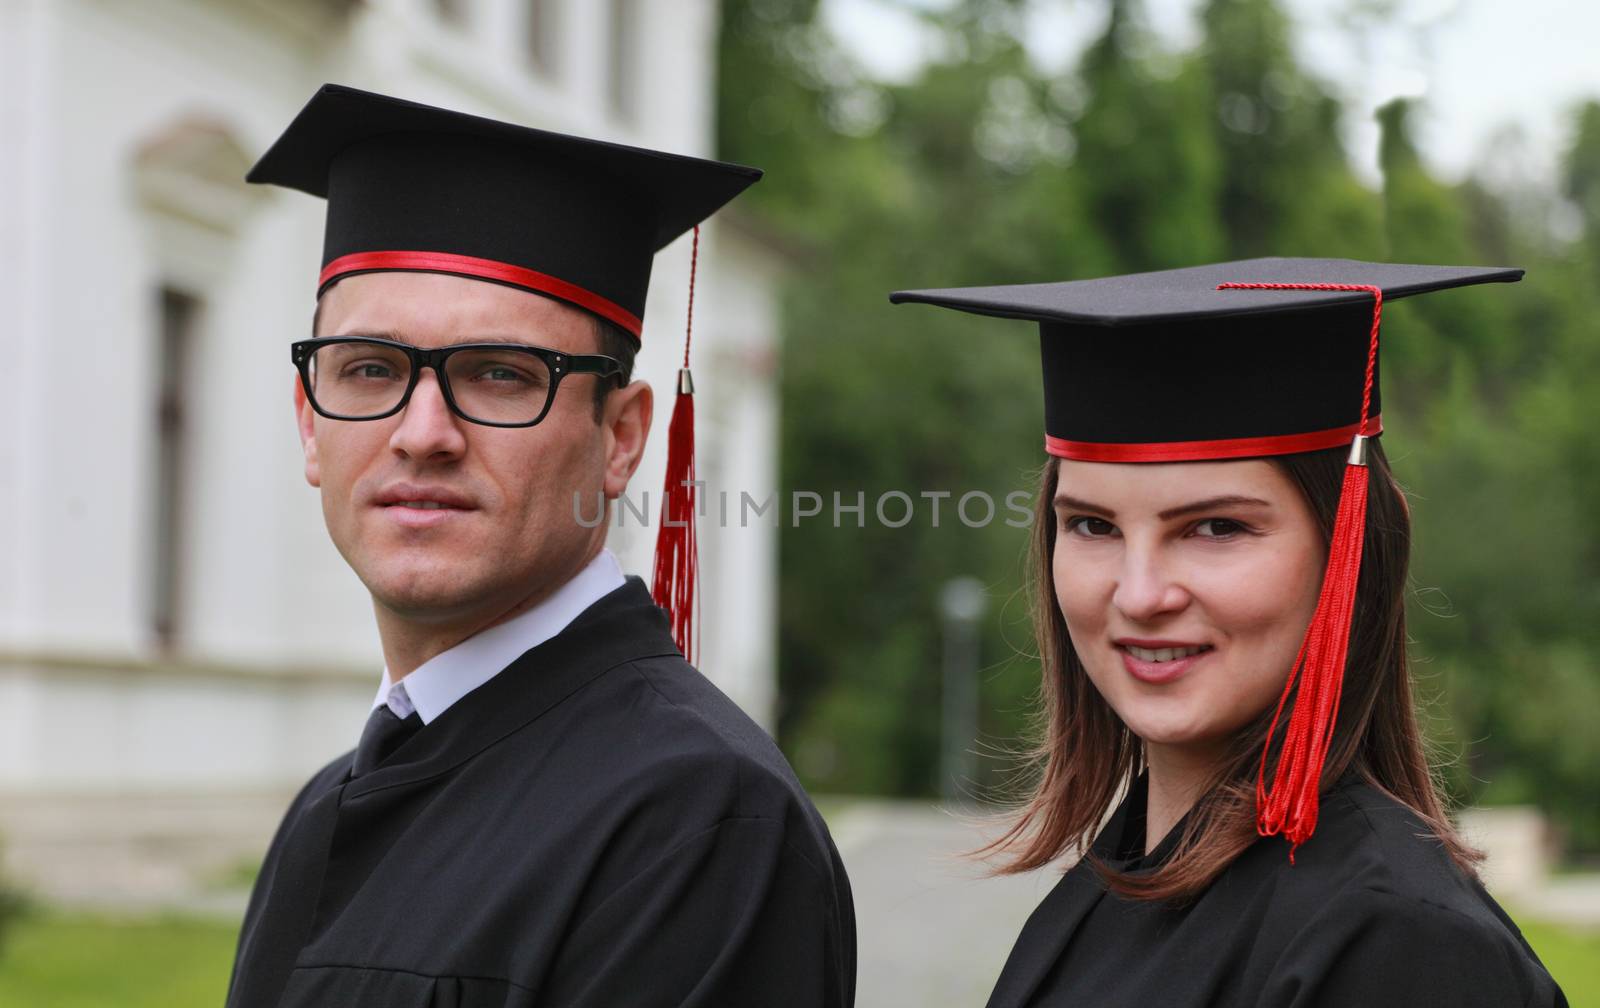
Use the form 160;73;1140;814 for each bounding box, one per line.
602;379;653;500
294;373;321;488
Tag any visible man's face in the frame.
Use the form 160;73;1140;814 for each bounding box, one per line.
296;271;650;630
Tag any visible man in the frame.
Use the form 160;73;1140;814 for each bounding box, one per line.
227;84;855;1008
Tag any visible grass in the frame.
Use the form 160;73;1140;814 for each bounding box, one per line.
1518;917;1600;1007
0;908;1593;1006
0;912;238;1008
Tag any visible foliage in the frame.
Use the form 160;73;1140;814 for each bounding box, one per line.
0;884;26;960
0;842;30;959
719;0;1600;850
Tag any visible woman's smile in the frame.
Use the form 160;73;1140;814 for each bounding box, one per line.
1114;638;1216;684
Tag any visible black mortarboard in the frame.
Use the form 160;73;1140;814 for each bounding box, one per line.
891;257;1521;461
247;83;761;341
892;256;1523;856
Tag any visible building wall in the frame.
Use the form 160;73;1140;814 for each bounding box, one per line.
0;0;781;852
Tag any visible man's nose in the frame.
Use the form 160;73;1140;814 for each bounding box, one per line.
389;370;468;462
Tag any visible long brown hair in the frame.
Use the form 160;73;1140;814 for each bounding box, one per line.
982;442;1481;902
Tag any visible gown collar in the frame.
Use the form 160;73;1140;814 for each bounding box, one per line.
343;576;680;799
986;772;1188;1008
1097;772;1191;872
371;549;626;725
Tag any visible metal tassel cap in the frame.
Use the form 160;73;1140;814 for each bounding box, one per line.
1347;434;1370;467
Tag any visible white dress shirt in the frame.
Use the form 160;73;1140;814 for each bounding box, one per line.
370;549;627;725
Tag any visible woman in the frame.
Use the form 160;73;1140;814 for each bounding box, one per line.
891;258;1567;1007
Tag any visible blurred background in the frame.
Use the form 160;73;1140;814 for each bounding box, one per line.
1;0;1598;1004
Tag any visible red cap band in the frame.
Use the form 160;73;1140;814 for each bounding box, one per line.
319;250;643;339
1045;417;1381;463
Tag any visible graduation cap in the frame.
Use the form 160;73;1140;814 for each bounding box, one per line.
247;83;760;341
891;258;1521;461
891;257;1522;855
249;83;763;662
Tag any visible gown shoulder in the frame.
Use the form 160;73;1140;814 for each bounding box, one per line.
1248;780;1568;1008
987;776;1566;1008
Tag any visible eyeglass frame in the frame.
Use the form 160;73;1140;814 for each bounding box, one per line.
290;335;625;429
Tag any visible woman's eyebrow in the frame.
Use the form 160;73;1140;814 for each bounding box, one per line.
1053;493;1275;520
1157;495;1272;520
1052;494;1114;517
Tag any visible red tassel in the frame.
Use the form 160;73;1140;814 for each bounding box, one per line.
653;227;700;663
1256;453;1369;858
1217;281;1383;858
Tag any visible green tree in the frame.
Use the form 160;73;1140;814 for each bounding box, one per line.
1386;96;1600;847
720;0;1600;846
1563;100;1600;268
1071;0;1225;269
1199;0;1382;257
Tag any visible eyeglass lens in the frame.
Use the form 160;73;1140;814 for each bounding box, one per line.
306;341;554;424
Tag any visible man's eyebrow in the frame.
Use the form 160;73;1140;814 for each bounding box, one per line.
323;329;421;344
324;331;540;347
324;329;402;341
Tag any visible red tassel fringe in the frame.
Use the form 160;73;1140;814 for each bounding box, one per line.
652;226;700;664
1256;459;1369;859
652;384;698;663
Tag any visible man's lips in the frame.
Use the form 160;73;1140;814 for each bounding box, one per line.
373;483;478;509
373;484;478;528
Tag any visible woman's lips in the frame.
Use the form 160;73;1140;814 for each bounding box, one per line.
1117;644;1213;685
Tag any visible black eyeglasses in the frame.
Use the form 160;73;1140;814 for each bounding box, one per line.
291;336;623;428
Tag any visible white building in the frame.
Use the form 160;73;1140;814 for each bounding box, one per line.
0;0;783;905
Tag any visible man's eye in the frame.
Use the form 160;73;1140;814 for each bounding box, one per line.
1065;516;1117;538
457;357;549;387
341;361;400;380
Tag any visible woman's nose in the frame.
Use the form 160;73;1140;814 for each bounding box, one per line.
1111;547;1190;623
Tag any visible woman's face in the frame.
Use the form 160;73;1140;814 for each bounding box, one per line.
1051;458;1325;764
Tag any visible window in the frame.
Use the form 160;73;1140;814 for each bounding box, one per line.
151;286;199;651
132;115;263;655
528;0;562;79
607;0;641;123
434;0;469;27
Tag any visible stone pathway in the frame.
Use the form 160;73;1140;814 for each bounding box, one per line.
827;799;1600;1008
1525;874;1600;928
829;800;1058;1008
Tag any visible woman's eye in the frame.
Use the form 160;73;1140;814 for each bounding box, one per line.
1193;518;1246;539
1065;516;1117;538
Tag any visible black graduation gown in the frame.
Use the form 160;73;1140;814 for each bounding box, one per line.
227;579;855;1008
987;775;1567;1008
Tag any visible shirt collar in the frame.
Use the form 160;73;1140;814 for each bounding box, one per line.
371;549;627;725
